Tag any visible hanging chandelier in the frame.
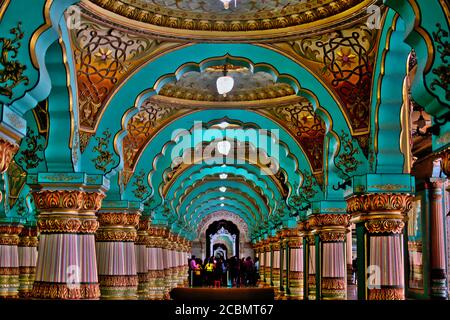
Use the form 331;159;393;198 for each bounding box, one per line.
216;63;234;96
220;0;237;10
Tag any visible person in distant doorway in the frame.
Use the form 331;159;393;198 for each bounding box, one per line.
193;258;203;287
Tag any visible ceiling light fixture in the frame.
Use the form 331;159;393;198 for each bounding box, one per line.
219;173;228;180
216;63;234;96
217;140;231;156
220;197;225;200
220;203;225;207
220;0;236;10
219;187;227;193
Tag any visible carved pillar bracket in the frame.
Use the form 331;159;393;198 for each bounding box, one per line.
28;173;108;300
96;200;142;300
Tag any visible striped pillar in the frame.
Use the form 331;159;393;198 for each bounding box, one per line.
264;242;271;284
270;236;280;296
18;227;38;298
287;225;304;300
307;233;316;300
0;224;23;298
346;226;353;284
162;229;172;299
96;211;140;300
309;214;350;300
347;193;411;300
31;190;104;299
149;227;166;299
135;217;150;300
428;179;448;299
258;246;265;286
280;233;288;298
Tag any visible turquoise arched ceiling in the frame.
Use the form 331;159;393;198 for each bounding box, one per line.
79;45;366;195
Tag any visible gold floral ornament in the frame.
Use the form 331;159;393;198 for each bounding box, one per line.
132;170;150;200
336;48;356;68
94;47;112;65
0;22;29;99
335;130;362;176
91;129;116;172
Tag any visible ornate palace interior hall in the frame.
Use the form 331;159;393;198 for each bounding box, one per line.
0;0;449;302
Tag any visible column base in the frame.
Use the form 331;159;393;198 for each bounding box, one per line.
431;269;448;299
137;272;150;300
0;267;20;298
19;267;36;298
321;277;346;300
307;275;316;300
99;275;138;300
368;287;405;300
32;281;100;299
288;271;304;300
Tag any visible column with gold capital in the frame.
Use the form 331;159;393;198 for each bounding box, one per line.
29;173;107;299
162;229;172;299
427;178;448;299
135;216;150;299
96;201;141;300
286;224;304;300
0;224;23;298
270;235;281;296
264;239;271;285
309;213;350;300
347;192;412;300
18;226;38;298
147;226;166;300
305;226;316;300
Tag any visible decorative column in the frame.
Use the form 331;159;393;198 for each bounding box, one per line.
287;225;304;300
427;178;448;299
310;214;350;300
306;231;316;300
347;192;412;300
346;225;353;284
264;240;271;285
18;227;38;298
279;230;287;298
135;217;150;300
29;175;106;300
96;205;141;300
0;224;23;298
162;229;172;299
147;226;166;300
258;243;265;286
270;235;280;295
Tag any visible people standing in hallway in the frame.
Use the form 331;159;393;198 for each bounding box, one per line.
205;257;215;287
254;257;260;285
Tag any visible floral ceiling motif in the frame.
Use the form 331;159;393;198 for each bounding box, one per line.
70;11;181;152
276;21;380;156
260;99;326;175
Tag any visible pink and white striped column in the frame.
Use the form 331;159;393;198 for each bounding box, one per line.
18;227;38;298
287;226;304;300
347;193;411;300
96;210;140;300
428;178;448;299
0;224;23;298
147;226;166;299
135;217;150;299
309;214;350;300
31;190;104;299
307;233;316;300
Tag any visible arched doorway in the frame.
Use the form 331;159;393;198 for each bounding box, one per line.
206;220;240;259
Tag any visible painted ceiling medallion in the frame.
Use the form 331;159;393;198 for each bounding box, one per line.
84;0;378;41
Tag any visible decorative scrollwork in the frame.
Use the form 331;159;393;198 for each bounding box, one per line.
0;22;29;99
18;128;45;169
335;130;361;176
91;129;115;172
132;170;150;200
264;101;325;173
431;23;450;102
